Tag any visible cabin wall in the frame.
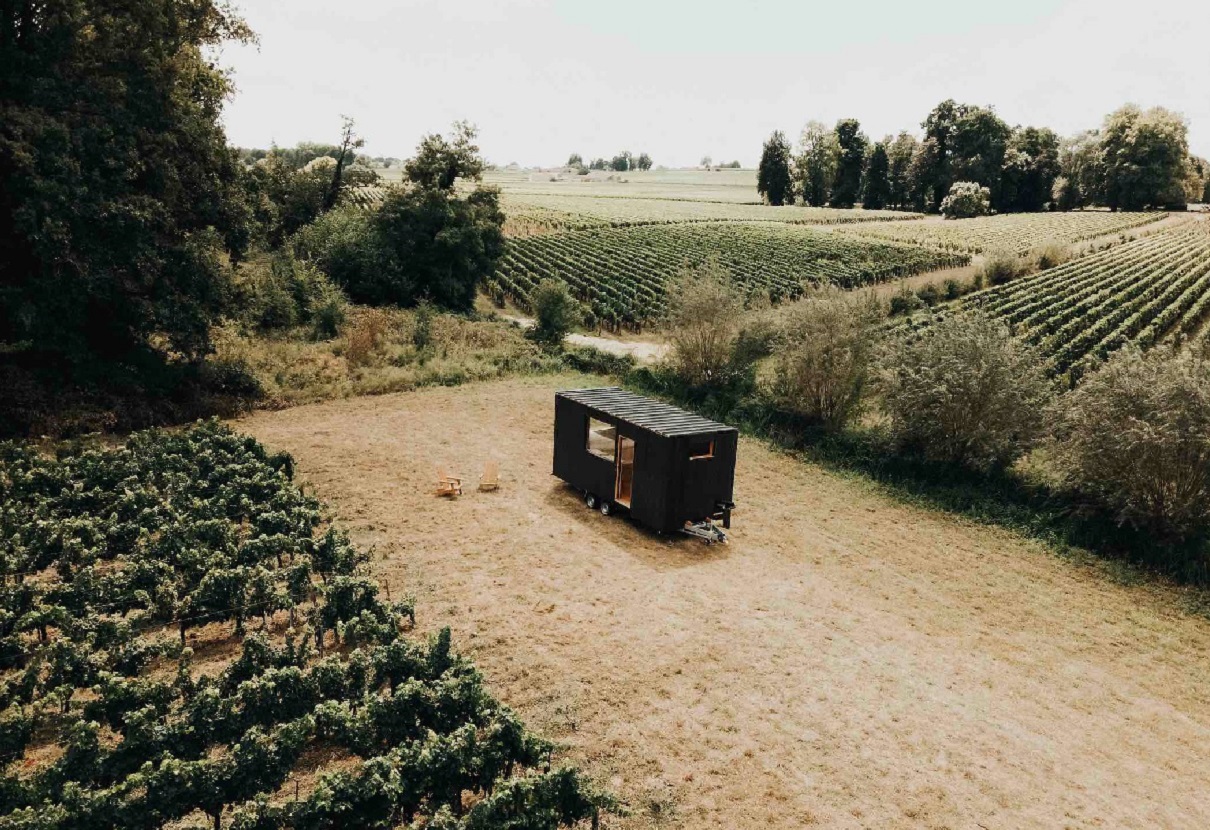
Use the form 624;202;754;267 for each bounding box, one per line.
628;431;672;531
552;397;616;499
670;431;738;527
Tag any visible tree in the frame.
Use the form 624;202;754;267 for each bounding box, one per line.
830;119;868;208
700;156;713;169
527;279;582;348
879;313;1052;470
636;152;653;171
794;121;838;207
940;181;992;218
1056;130;1105;210
300;125;505;312
886;132;920;210
663;260;746;388
861;142;891;210
0;0;254;367
769;289;883;430
1000;126;1060;212
404;121;484;191
609;151;633;172
566;153;583;167
1100;105;1191;209
756;132;794;206
322;117;364;211
918;100;1010;212
1052;346;1210;545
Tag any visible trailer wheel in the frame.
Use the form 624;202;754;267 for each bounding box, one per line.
585;492;598;509
599;500;613;516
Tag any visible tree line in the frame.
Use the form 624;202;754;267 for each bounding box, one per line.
566;151;653;172
758;100;1208;213
0;0;509;434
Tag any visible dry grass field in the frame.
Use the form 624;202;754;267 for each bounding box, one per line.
238;374;1210;830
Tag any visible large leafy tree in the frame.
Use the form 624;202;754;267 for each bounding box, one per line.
830;119;868;208
301;123;505;312
1100;105;1191;210
757;131;794;206
1055;129;1105;210
794;121;838;207
862;142;891;210
917;100;1010;212
0;0;254;366
1000;126;1061;212
886;132;920;210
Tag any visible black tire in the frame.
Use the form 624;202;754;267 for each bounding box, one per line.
585;492;597;509
599;500;613;516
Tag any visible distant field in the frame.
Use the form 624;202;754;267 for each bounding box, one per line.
494;222;968;327
898;221;1210;373
839;210;1166;254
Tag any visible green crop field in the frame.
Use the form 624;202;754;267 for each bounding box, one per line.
839;211;1166;254
896;221;1210;373
493;221;968;328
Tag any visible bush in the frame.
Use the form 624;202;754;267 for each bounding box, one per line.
1051;346;1210;544
940;181;992;219
889;283;925;316
295;188;504;313
239;252;348;339
943;278;963;300
527;279;583;348
662;260;745;388
344;309;390;368
978;250;1029;286
878;313;1053;470
1029;241;1070;271
768;290;883;430
916;283;942;307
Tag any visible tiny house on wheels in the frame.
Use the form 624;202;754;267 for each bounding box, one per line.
553;387;737;542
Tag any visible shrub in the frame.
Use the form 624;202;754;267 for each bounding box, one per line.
344;309;390;368
878;312;1053;470
1051;346;1210;543
943;278;963;300
916;283;942;307
978;250;1029;286
889;283;925;316
940;181;992;219
239;252;348;339
662;260;745;388
1029;241;1070;271
768;290;884;430
527;279;583;348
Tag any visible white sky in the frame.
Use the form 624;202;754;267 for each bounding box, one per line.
219;0;1210;167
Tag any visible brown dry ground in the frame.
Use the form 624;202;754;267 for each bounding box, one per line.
238;374;1210;830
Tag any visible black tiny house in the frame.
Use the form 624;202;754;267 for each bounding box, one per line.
553;387;737;534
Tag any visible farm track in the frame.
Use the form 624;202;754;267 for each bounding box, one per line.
240;375;1210;830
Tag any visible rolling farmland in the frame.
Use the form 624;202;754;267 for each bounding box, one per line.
840;210;1166;253
493;221;968;327
900;221;1210;373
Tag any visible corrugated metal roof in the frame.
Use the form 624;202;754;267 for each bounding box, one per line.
557;387;737;437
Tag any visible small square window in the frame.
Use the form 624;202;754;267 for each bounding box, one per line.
688;439;714;460
587;417;616;461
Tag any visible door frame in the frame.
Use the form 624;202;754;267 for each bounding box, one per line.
614;433;635;507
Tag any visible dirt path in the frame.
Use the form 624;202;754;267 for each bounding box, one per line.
503;314;669;363
238;376;1210;829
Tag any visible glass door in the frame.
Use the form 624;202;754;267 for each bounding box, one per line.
614;435;635;507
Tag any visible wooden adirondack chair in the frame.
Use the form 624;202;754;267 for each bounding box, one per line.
435;466;462;497
478;459;500;492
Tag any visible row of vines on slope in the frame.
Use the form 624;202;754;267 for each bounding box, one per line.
491;222;968;330
0;421;604;830
890;222;1210;378
839;211;1165;254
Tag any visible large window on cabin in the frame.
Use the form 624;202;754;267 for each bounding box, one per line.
587;417;616;461
688;438;714;460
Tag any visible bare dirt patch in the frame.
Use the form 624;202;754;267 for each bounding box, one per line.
238;375;1210;829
